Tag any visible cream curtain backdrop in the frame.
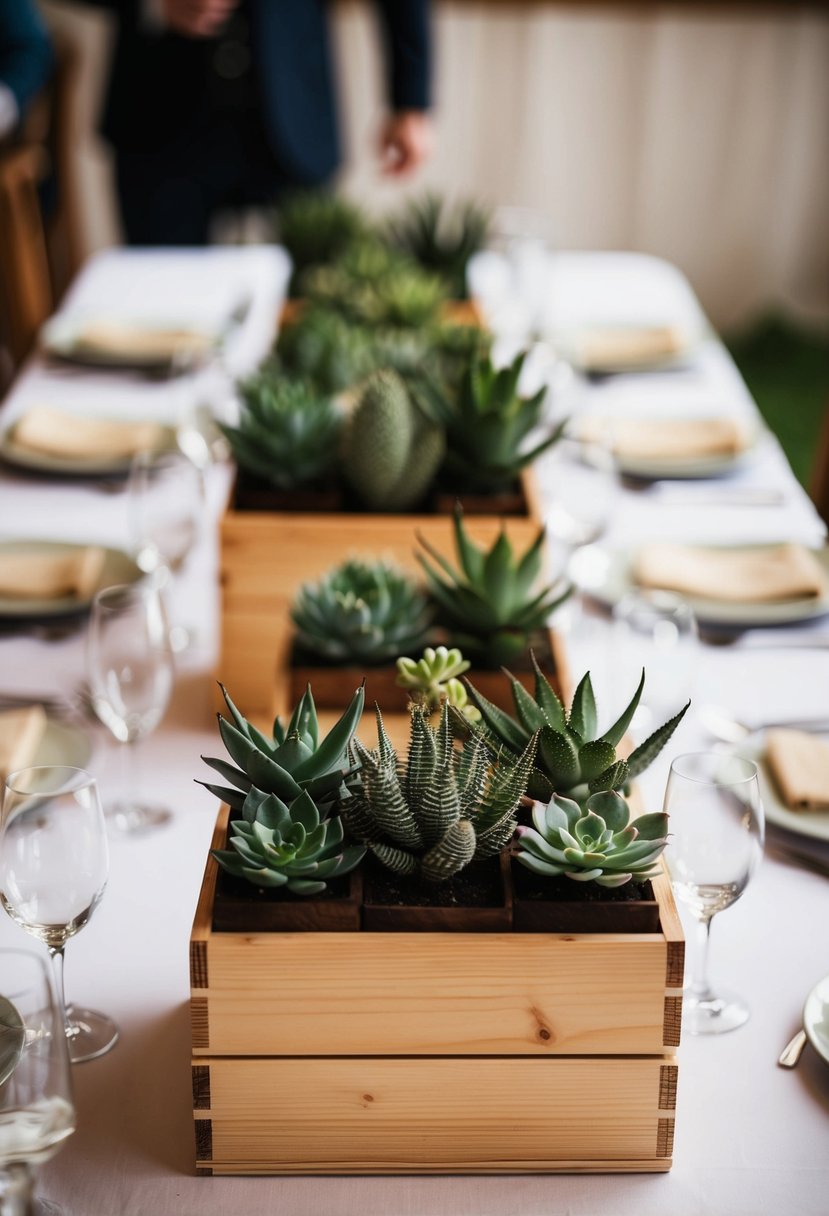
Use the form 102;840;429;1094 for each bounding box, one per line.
43;2;829;330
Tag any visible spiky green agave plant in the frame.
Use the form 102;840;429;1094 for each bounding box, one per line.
200;683;364;816
341;701;538;883
386;193;492;299
464;660;689;804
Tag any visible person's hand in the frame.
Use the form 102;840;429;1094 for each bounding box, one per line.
378;110;433;176
160;0;239;38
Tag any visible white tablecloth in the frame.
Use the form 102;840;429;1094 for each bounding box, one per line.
0;249;827;1216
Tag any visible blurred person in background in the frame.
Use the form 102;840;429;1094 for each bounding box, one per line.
0;0;53;140
73;0;433;245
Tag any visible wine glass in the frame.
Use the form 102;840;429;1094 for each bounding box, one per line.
613;589;697;738
0;768;118;1064
0;949;76;1216
663;753;765;1035
128;449;204;576
87;582;175;833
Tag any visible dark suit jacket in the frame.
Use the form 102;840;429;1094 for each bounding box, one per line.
0;0;53;117
79;0;430;185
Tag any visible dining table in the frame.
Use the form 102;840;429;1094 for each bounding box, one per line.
0;244;827;1216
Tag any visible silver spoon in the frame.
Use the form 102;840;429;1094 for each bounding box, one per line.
699;704;829;744
778;1028;808;1069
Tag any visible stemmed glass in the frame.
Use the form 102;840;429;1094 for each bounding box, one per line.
0;768;118;1064
663;753;765;1035
613;589;698;738
87;582;175;833
0;949;76;1216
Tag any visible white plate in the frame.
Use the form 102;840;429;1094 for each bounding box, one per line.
33;717;93;771
0;541;143;619
804;974;829;1067
608;427;762;481
557;325;704;375
570;543;829;628
729;732;829;844
0;421;179;479
40;314;217;373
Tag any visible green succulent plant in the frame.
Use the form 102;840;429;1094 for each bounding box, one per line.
291;559;433;665
221;371;341;491
514;789;669;888
276;305;377;395
386;193;492;299
395;645;480;721
275;191;370;289
213;786;365;894
302;241;448;330
464;662;689;804
416;506;571;666
436;351;567;493
200;683;364;815
342;702;538;883
342;368;445;511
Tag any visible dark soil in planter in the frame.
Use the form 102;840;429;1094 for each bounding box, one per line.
434;481;527;517
233;472;343;513
511;862;659;934
212;862;362;932
363;853;513;932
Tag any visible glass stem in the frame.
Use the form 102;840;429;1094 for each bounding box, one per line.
688;915;716;1001
123;737;140;808
0;1162;36;1216
47;946;72;1032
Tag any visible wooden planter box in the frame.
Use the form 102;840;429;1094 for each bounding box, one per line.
190;810;683;1176
219;466;548;719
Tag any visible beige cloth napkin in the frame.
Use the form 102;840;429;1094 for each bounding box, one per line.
13;406;165;461
582;417;749;461
577;325;687;369
766;729;829;811
72;321;212;362
0;705;47;786
0;547;105;600
634;543;828;603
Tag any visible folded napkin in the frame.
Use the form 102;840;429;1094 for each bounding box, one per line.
0;705;47;786
12;406;166;461
582;417;749;462
576;325;687;369
634;543;828;603
0;547;105;600
766;729;829;811
71;321;213;362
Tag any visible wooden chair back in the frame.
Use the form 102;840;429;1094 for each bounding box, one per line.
810;403;829;528
0;143;53;371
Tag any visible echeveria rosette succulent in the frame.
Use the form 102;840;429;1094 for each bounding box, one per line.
213;787;365;895
514;790;669;888
200;682;364;817
465;661;689;805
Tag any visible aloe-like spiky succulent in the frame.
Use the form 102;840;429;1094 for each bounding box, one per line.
437;351;566;493
343;368;445;511
275;191;370;289
221;371;341;490
386;193;492;299
342;702;538;883
395;645;480;721
213;787;365;894
416;506;570;666
291;559;432;665
514;789;669;888
200;683;364;816
465;662;689;804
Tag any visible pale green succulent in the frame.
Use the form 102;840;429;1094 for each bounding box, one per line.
200;683;364;816
291;560;432;665
465;663;689;805
341;702;537;883
213;787;365;894
342;368;445;511
435;350;567;493
221;371;341;490
416;506;571;666
395;646;480;721
514;789;669;888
